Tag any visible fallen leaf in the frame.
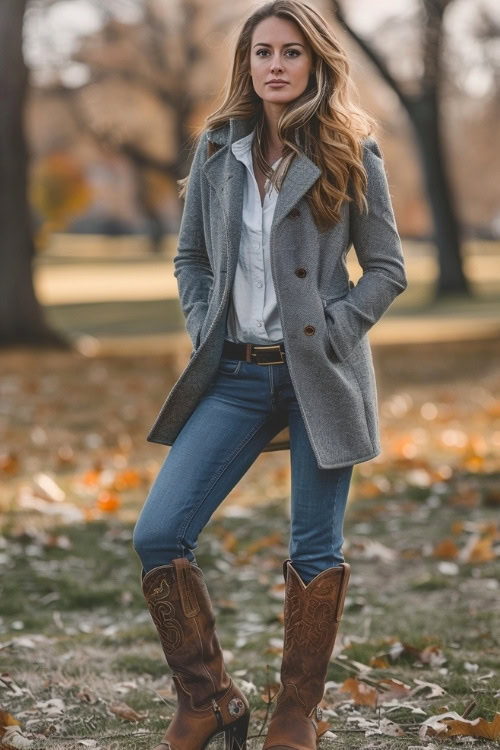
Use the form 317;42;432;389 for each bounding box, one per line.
96;492;121;512
411;679;447;699
432;539;459;559
0;713;20;728
260;682;280;704
315;719;331;737
109;702;148;722
0;726;33;748
420;710;500;741
339;677;377;707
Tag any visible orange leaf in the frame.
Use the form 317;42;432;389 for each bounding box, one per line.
260;682;280;704
339;677;377;707
465;536;496;563
376;677;412;700
423;711;500;741
112;469;142;491
433;538;459;559
82;469;101;486
370;655;390;668
445;712;500;740
97;492;121;512
222;531;238;553
0;711;20;727
0;453;20;475
315;719;331;737
109;702;148;722
451;520;464;535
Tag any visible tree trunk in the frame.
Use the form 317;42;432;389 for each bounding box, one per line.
0;0;68;347
409;90;469;296
331;0;471;299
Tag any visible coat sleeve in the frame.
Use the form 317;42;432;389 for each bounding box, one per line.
173;130;213;350
324;136;408;362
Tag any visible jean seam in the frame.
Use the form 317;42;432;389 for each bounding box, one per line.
176;414;275;553
329;470;341;564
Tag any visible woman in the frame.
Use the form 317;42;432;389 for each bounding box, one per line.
133;1;408;748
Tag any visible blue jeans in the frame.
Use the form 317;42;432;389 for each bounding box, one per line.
133;344;353;585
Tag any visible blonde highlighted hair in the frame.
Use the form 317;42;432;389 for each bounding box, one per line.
179;0;380;231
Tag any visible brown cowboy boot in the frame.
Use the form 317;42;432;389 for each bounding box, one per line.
262;559;351;750
141;557;250;750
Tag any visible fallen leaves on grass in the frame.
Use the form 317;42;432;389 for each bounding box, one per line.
339;675;448;708
420;710;500;741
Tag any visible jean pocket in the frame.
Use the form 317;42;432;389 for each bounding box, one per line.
217;357;242;375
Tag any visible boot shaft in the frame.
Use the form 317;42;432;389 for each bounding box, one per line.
280;560;350;713
141;558;231;708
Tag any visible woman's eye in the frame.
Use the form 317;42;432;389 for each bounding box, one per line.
256;49;300;57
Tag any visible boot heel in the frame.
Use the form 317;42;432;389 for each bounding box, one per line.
224;713;249;750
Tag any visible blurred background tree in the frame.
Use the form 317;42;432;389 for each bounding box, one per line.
331;0;497;296
0;0;67;347
0;0;499;347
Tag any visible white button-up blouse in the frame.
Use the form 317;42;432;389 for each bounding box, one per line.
225;128;284;345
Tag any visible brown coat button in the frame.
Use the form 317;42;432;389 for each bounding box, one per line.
304;325;316;335
295;268;307;278
289;207;300;218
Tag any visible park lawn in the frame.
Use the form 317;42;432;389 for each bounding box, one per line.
0;481;499;749
0;339;499;749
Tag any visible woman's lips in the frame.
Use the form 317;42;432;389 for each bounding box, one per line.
267;82;288;87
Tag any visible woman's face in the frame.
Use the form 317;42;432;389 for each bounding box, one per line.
249;16;314;106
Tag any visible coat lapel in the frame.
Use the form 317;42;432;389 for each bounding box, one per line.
202;117;321;273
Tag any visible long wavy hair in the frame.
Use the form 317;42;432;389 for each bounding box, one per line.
178;0;380;231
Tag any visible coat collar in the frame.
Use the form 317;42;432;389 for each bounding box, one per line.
202;116;322;239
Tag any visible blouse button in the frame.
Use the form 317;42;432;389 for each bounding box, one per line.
295;268;307;278
304;325;316;336
288;207;300;218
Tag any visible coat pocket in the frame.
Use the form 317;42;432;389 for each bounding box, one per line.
320;279;355;308
320;291;348;309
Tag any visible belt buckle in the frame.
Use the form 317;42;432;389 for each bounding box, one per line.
251;344;285;365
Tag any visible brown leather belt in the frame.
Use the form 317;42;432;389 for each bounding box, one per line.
221;339;286;365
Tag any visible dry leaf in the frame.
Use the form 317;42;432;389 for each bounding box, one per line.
370;655;390;668
112;469;141;491
432;539;459;559
377;677;412;701
463;535;496;563
109;702;148;722
0;713;20;729
419;646;447;667
0;675;24;696
446;712;500;740
34;698;65;716
315;719;331;737
366;717;405;737
260;682;280;704
339;677;377;707
420;711;500;741
0;726;33;749
411;679;447;699
96;492;121;512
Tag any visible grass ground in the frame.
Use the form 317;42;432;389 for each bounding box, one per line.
1;488;499;749
0;336;499;749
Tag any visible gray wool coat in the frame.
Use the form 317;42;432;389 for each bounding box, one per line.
146;116;408;469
